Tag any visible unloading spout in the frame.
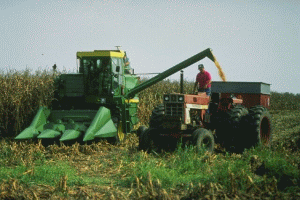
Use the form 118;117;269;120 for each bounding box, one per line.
206;49;215;62
125;48;215;99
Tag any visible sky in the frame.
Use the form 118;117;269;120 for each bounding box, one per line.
1;0;299;94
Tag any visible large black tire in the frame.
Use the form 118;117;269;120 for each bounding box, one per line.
0;126;7;138
138;128;159;153
137;125;147;137
149;104;165;128
192;128;215;154
243;105;272;148
214;105;248;151
138;128;149;151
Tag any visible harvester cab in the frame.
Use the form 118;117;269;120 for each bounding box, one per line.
76;50;135;102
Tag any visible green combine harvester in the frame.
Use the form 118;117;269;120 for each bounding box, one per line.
15;48;216;144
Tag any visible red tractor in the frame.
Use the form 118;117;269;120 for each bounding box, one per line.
138;81;272;153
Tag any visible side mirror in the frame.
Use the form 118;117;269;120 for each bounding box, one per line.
116;66;120;73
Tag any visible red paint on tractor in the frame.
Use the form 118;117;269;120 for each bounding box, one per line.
185;93;210;105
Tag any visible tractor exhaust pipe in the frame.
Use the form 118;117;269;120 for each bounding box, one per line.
180;70;184;94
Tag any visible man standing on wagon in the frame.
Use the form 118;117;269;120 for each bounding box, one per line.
194;64;212;96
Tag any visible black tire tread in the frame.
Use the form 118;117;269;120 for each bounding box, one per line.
138;128;149;151
149;104;165;128
137;125;147;137
138;128;159;153
193;128;215;154
245;105;272;147
215;105;249;149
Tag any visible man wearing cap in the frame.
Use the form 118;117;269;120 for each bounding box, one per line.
194;64;212;96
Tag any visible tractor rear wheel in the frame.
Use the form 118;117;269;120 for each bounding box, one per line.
215;105;248;151
192;128;214;154
243;105;272;148
149;104;165;128
138;128;159;153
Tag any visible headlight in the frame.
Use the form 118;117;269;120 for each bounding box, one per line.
164;95;169;101
100;98;106;103
178;96;184;102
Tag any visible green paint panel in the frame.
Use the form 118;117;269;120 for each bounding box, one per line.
94;119;117;138
15;107;50;139
128;101;138;129
65;122;86;132
37;129;61;139
60;130;81;141
31;107;51;132
83;107;111;141
43;123;65;132
124;75;139;93
15;127;39;139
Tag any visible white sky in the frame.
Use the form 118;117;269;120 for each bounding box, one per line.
1;0;299;93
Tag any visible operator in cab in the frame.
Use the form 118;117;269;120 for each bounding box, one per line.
194;64;212;96
123;52;132;74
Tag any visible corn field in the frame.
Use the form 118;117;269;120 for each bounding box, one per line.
0;69;300;199
0;69;299;137
0;69;56;136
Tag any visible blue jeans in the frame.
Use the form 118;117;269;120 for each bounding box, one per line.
198;87;211;114
198;87;211;96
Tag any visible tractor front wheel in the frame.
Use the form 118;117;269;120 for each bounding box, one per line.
149;104;165;129
192;128;215;154
137;125;147;137
138;128;159;153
